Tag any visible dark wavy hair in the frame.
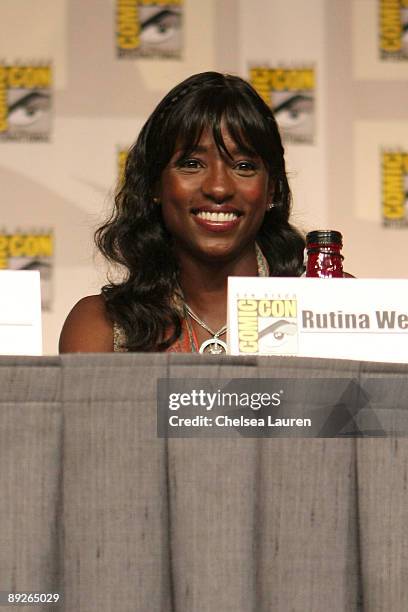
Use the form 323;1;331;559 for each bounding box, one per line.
95;71;305;351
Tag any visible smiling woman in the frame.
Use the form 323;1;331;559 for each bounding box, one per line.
159;127;272;267
59;72;305;354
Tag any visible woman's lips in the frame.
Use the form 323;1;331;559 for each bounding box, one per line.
192;209;241;232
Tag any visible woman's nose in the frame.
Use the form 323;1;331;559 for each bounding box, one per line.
201;161;234;203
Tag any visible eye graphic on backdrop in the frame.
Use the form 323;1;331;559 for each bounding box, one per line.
258;319;298;349
140;8;181;46
273;94;314;130
8;91;51;127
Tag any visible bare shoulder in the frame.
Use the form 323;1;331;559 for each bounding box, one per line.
59;294;114;353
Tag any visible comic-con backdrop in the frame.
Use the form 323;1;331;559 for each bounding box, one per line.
0;0;407;353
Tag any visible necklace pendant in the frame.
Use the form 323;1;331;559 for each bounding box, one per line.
199;338;227;355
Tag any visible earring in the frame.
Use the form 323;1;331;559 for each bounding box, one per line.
267;201;274;210
153;197;160;204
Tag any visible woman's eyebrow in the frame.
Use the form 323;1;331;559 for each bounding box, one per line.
141;9;178;30
228;144;258;156
190;144;207;153
175;143;258;158
172;144;206;158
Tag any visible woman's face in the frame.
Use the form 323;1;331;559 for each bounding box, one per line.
158;126;273;264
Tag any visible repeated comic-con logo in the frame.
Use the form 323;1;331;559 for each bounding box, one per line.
382;151;408;227
116;0;183;59
237;297;298;355
0;64;52;142
380;0;408;60
249;66;315;145
0;230;54;309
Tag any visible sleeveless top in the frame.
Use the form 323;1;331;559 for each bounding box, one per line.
113;318;198;353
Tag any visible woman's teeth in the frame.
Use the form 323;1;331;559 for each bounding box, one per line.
196;211;238;222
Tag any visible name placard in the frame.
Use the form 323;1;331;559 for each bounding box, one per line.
0;271;42;355
227;278;408;363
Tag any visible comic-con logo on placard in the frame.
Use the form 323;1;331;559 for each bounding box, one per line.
382;151;408;227
237;297;298;355
0;64;52;142
379;0;408;60
0;230;54;309
249;66;315;144
116;0;183;59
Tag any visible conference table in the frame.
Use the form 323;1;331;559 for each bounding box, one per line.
1;353;408;611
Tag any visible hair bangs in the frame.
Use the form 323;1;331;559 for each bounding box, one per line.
210;96;258;160
221;96;283;175
162;91;222;162
166;88;272;166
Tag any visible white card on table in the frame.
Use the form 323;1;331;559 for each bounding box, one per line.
0;270;42;355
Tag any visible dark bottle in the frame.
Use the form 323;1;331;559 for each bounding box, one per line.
305;230;344;278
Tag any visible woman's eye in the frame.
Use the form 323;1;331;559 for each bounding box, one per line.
234;161;257;175
177;159;202;171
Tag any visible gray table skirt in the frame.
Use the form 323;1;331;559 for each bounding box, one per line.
1;353;408;612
